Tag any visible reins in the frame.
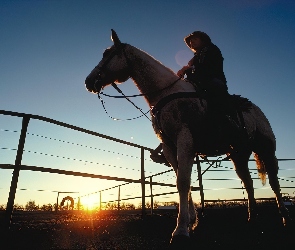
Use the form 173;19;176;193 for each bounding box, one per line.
98;83;152;121
100;77;181;99
97;92;151;121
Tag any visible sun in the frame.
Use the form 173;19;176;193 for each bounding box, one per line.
82;196;99;210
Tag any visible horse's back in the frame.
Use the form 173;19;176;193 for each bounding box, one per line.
243;101;276;154
244;101;275;138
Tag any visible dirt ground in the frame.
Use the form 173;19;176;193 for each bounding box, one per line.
1;205;294;250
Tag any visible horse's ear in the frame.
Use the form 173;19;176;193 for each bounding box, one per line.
111;29;121;46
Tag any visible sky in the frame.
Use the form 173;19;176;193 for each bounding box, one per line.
0;0;295;209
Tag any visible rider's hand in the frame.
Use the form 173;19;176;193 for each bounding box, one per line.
177;65;191;78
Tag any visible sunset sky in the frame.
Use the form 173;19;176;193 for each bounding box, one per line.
0;0;295;208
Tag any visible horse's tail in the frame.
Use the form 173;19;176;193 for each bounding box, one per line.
253;153;266;186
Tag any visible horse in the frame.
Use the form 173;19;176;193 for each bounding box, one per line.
85;29;291;244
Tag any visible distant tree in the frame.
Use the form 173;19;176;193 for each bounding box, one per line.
162;201;178;207
119;202;126;210
119;202;135;210
0;204;5;210
13;203;24;211
137;202;152;209
40;203;53;211
53;203;60;211
125;203;135;210
105;202;116;210
145;201;151;209
76;198;82;211
137;202;147;209
171;201;179;207
153;200;160;209
25;200;39;211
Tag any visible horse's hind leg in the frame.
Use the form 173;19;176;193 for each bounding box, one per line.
230;150;257;222
263;155;291;225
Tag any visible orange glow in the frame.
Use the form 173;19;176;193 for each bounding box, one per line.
82;196;99;210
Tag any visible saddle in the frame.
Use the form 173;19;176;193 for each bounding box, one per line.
190;79;251;120
205;94;252;150
215;94;251;127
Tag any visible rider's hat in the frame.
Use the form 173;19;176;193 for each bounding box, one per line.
184;31;211;48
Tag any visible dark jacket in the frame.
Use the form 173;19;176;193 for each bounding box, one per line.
186;43;227;88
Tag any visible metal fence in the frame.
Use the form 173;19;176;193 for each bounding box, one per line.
0;110;203;227
1;109;295;229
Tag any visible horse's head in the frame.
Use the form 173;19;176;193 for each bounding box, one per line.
85;29;131;94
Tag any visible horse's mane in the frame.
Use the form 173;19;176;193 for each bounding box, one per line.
126;44;179;78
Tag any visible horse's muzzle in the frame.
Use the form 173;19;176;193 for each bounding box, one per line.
85;77;101;94
94;80;103;93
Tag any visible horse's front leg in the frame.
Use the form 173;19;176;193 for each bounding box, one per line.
162;143;196;239
171;128;195;242
188;191;198;231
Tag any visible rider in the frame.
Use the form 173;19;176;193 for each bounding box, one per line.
150;31;234;164
178;31;228;104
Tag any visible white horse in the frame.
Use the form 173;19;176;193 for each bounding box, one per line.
85;30;291;244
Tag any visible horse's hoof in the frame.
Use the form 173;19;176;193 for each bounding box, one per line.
189;217;198;231
247;212;258;224
282;215;294;228
170;235;191;249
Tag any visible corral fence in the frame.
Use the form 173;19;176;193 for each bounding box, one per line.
0;110;202;229
1;110;295;230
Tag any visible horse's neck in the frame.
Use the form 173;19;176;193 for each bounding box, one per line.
127;45;181;105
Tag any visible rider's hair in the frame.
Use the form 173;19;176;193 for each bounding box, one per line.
192;31;211;45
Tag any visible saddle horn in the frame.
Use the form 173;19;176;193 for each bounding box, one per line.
111;29;121;46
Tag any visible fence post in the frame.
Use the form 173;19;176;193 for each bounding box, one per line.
99;191;102;211
78;197;81;211
117;185;121;211
56;192;60;212
141;148;146;217
5;115;30;228
150;176;153;215
196;156;205;214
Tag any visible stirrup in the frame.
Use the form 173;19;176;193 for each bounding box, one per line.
150;152;169;165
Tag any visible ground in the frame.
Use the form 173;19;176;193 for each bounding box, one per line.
0;205;294;249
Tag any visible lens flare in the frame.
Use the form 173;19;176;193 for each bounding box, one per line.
175;50;192;67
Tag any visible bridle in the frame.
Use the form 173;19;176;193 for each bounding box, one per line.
93;43;181;121
92;43;152;121
93;43;128;93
